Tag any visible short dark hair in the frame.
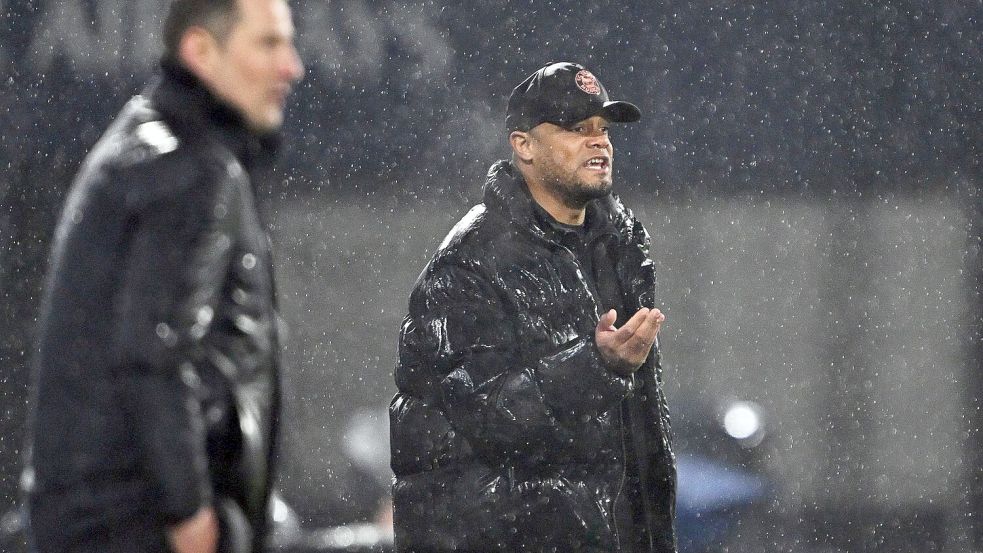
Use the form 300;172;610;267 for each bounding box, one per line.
162;0;241;60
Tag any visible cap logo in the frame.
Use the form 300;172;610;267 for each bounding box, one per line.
575;70;601;95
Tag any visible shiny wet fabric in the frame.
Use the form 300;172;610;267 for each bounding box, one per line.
25;61;281;553
390;161;676;552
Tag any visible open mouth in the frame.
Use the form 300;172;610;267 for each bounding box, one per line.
585;156;610;171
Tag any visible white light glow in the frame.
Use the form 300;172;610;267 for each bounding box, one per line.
723;402;761;440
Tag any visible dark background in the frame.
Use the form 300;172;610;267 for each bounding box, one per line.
1;1;980;551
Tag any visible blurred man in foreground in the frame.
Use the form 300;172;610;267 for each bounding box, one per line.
390;62;677;552
23;0;303;551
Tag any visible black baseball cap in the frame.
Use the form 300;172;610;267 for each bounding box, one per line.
506;62;641;132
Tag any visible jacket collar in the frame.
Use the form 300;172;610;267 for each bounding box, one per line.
482;160;625;245
148;58;280;171
531;197;620;249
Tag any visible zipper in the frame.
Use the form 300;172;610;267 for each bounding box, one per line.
613;395;632;552
621;355;660;552
558;226;629;550
556;244;602;320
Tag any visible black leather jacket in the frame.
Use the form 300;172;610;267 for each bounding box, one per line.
25;61;281;553
390;161;676;552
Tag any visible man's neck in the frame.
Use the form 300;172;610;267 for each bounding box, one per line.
523;176;586;226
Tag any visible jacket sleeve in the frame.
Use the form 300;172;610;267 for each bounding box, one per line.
111;167;239;524
397;262;635;463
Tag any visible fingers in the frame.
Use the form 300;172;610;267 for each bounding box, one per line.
624;308;664;353
614;307;666;344
168;506;219;553
595;307;667;376
596;309;618;332
608;307;649;344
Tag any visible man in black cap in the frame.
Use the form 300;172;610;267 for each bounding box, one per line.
390;62;677;552
23;1;303;552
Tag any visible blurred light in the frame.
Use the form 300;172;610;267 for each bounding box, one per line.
723;401;762;440
271;494;292;524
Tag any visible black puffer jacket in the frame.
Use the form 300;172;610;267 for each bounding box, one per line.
25;61;281;553
390;161;676;552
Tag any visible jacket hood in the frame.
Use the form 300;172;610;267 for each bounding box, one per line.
481;160;549;242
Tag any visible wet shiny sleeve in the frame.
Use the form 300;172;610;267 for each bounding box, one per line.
112;174;238;523
398;263;632;461
536;335;637;416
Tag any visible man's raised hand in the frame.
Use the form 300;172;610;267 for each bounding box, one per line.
595;307;666;377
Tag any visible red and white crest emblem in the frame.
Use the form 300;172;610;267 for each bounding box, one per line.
575;70;601;95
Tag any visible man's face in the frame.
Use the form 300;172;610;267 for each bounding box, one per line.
526;115;614;208
205;0;304;132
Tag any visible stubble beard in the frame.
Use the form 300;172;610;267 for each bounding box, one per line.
542;167;613;210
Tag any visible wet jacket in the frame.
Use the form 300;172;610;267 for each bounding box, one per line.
25;61;281;553
390;161;676;552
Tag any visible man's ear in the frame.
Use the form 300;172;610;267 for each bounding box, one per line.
177;27;220;79
509;131;534;163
